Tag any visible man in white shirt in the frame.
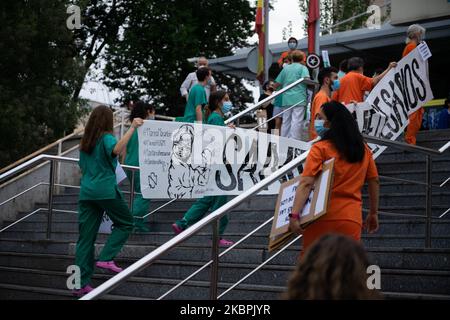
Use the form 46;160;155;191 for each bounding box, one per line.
180;56;216;101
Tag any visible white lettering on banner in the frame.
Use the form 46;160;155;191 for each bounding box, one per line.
352;47;433;159
138;121;311;199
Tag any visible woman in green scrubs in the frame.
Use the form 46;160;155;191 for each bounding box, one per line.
124;101;155;232
171;91;234;247
74;105;143;296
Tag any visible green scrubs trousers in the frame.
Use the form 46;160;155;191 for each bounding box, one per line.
126;172;151;232
75;194;133;287
175;195;229;235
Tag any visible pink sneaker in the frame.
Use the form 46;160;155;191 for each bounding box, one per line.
219;238;234;247
95;260;123;273
72;284;94;297
172;223;184;235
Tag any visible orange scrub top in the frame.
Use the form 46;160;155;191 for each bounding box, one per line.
309;90;330;140
301;140;378;226
402;42;417;58
332;71;374;105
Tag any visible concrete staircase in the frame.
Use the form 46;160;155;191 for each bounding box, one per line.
0;130;449;300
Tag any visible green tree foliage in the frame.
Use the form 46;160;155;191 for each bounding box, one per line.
298;0;371;35
101;0;255;116
0;1;85;167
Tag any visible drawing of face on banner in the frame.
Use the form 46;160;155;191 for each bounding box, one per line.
138;121;311;199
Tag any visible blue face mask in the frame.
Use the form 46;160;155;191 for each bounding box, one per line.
222;101;233;114
314;119;329;136
331;79;340;91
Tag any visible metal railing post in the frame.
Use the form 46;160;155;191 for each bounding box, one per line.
209;218;220;300
129;170;135;213
47;160;56;240
425;155;432;248
56;141;62;194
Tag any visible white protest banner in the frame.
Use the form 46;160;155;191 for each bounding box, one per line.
138;120;311;199
353;46;433;159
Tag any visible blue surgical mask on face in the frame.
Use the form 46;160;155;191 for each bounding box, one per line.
314;119;329;136
331;79;340;91
222;101;233;114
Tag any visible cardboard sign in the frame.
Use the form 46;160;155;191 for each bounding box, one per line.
269;158;335;251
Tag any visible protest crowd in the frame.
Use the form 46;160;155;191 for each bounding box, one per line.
63;22;446;299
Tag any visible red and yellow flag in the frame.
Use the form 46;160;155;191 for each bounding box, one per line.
255;0;265;82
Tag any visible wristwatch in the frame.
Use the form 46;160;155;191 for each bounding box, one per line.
289;213;300;220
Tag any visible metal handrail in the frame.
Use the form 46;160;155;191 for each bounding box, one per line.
218;235;302;299
81;149;311;300
252;99;306;131
0;155;139;184
225;78;318;125
0;109;123;175
362;134;444;156
155;115;176;121
157;216;275;300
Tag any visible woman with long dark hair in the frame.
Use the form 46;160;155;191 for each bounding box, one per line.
74;105;143;296
172;90;234;246
124;101;155;232
289;101;380;253
285;234;382;299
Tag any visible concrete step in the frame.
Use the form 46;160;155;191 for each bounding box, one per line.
0;265;284;300
7;210;450;234
375;170;450;184
0;265;449;299
0;283;148;300
1;252;449;294
1;238;450;270
362;192;450;207
2;229;450;248
375;159;450;172
42;189;450;209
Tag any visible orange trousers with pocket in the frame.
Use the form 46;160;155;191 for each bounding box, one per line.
405;108;424;145
301;219;362;257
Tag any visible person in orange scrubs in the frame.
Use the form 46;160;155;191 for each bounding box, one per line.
289;101;380;254
403;24;426;145
309;67;338;140
277;37;298;68
332;57;397;105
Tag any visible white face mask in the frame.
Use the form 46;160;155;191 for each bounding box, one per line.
148;115;155;120
283;63;287;68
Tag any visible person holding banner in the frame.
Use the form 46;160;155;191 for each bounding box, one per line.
289;101;380;254
332;57;397;105
180;67;211;123
124;101;155;233
403;24;426;145
74;105;143;296
172;90;234;246
309;67;338;140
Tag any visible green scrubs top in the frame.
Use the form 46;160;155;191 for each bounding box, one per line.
206;111;225;126
184;83;207;123
125;130;139;166
275;63;310;107
79;133;119;200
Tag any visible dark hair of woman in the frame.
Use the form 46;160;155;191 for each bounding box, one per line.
285;234;382;300
320;101;365;163
129;100;154;121
80;105;114;154
204;90;227;122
